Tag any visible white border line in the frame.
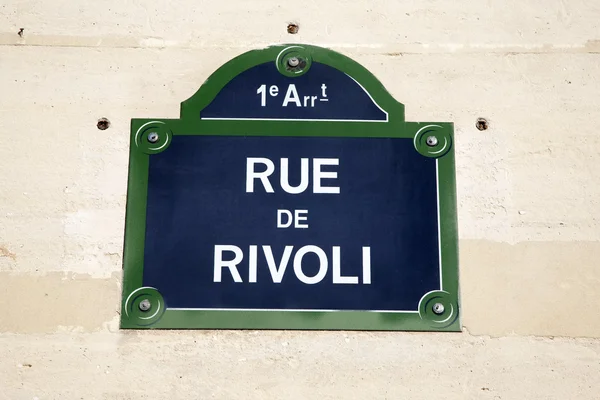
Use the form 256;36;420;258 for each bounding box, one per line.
344;73;389;122
436;159;443;291
168;307;419;313
201;117;387;122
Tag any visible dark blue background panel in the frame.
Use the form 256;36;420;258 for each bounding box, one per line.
200;62;388;121
143;136;440;311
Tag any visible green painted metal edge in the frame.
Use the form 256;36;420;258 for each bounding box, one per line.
120;44;460;331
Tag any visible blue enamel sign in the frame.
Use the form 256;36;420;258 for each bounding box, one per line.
121;44;460;330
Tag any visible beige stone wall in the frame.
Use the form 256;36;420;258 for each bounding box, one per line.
1;1;600;398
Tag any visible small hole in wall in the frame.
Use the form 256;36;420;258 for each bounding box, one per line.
476;118;489;131
287;23;299;34
18;28;24;37
97;118;111;130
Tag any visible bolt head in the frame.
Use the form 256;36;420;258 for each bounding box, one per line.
432;302;445;315
147;132;159;143
287;57;300;68
139;299;151;312
287;23;299;34
426;136;438;147
476;118;489;131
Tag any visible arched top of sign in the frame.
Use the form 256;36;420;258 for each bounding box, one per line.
180;44;405;123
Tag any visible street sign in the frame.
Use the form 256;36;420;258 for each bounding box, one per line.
121;44;460;331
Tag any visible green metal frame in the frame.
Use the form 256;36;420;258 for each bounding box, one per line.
121;44;460;331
